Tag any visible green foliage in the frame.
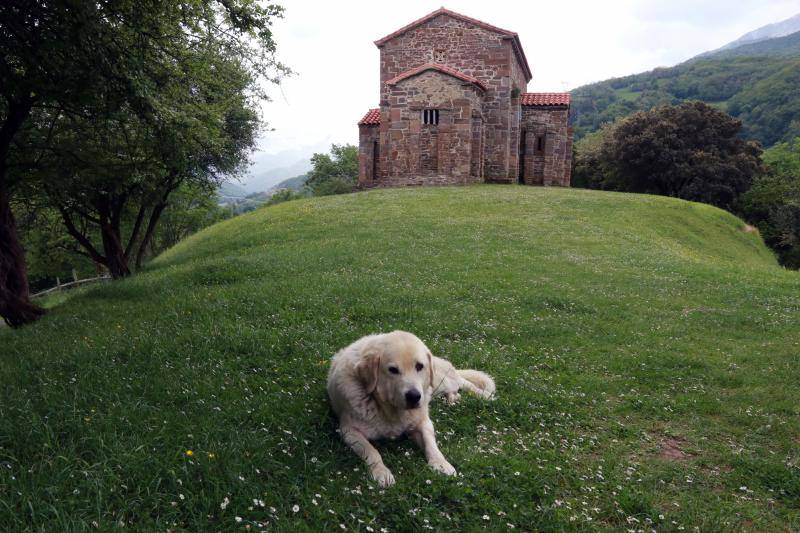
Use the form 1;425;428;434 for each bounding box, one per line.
305;144;358;196
145;185;230;260
570;123;619;189
4;0;289;278
571;55;800;147
2;187;798;530
575;102;763;210
738;138;800;267
11;203;96;291
264;188;307;206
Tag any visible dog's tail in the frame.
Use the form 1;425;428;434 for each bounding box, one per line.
457;369;496;399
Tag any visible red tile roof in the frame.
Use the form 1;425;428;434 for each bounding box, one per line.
358;108;380;126
386;63;487;91
520;92;571;107
374;8;532;82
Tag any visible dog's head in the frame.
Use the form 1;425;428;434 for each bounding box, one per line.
357;331;434;411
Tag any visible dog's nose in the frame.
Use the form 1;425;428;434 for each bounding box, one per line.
405;389;421;407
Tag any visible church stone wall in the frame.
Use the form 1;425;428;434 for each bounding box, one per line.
377;14;522;181
520;107;572;186
374;70;484;187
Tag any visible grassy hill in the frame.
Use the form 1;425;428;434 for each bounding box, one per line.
570;31;800;146
1;186;799;530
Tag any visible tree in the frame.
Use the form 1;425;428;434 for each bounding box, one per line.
26;41;261;278
738;138;800;267
0;0;287;326
12;201;97;292
578;102;763;210
142;184;230;261
305;144;359;196
570;123;619;190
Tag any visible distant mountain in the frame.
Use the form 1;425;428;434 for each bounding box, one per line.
709;13;800;54
700;29;800;60
570;21;800;147
240;141;330;193
241;158;312;193
268;173;308;192
218;181;248;203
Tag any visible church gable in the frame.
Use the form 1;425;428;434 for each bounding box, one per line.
386;64;487;92
375;8;532;83
374;8;516;46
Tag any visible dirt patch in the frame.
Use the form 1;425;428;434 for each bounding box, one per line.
659;437;692;461
743;224;758;234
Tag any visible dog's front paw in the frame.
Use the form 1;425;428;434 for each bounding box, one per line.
445;392;461;404
429;459;457;476
371;464;395;487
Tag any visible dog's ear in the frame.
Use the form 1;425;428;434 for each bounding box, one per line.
357;348;381;394
426;349;434;386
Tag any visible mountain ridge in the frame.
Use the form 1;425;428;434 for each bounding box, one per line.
705;12;800;55
570;17;800;145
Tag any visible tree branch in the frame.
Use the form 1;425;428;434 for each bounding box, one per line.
124;202;147;260
56;205;107;266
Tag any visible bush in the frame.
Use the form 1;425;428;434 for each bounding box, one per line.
305;144;358;196
738;138;800;268
574;101;763;210
265;188;307;206
310;176;356;196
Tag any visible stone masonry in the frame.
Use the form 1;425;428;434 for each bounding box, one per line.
358;8;572;188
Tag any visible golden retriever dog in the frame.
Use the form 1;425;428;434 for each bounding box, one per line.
327;330;495;487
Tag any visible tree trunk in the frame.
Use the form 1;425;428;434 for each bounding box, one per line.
0;95;45;327
0;184;46;327
135;201;167;270
100;220;131;279
135;176;179;270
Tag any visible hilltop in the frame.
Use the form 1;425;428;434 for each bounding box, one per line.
1;187;798;530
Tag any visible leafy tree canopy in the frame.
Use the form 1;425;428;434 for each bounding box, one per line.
0;0;288;325
738;138;800;267
305;144;358;196
576;101;763;211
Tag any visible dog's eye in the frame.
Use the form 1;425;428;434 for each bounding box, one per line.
388;367;399;375
416;362;424;372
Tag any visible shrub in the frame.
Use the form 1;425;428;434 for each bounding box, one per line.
305;144;358;196
575;102;763;210
265;189;307;206
738;138;800;268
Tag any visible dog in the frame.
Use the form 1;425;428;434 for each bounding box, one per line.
326;330;495;487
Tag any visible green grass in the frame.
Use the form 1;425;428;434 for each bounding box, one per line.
33;285;98;310
2;186;799;531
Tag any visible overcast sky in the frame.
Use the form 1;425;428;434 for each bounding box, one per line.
248;0;799;175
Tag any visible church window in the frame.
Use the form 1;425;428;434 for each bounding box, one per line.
422;109;440;125
535;134;546;154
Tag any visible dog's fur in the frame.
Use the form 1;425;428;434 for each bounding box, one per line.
327;330;495;487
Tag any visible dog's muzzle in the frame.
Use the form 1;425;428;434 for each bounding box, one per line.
405;389;422;409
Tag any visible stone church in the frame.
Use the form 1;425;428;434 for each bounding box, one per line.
357;8;572;187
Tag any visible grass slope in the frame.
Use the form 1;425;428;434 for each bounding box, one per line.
2;186;799;531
